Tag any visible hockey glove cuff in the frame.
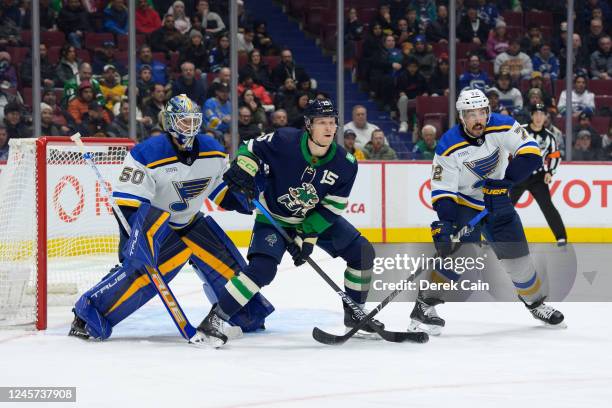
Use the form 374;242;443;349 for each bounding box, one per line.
223;155;259;200
479;178;514;216
431;220;454;257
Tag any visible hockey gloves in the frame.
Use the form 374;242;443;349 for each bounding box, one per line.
287;232;318;266
479;178;514;218
223;155;259;201
431;220;454;257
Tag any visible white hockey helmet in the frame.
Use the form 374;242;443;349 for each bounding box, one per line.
163;94;203;151
456;89;490;136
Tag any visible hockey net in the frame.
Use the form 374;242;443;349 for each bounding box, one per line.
0;137;134;329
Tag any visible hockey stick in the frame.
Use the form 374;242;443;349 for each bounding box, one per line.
71;133;202;343
311;209;489;345
252;199;427;344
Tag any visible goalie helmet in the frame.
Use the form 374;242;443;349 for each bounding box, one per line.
163;94;203;151
456;89;490;137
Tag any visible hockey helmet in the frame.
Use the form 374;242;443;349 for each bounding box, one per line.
456;89;490;137
304;98;338;128
163;94;202;151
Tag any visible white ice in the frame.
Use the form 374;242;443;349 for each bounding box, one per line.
1;248;611;408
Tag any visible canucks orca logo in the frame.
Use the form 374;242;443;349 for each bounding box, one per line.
278;183;319;217
170;178;211;212
464;147;500;187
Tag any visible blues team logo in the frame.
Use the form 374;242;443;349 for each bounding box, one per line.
464;148;500;187
277;183;320;217
170;178;211;211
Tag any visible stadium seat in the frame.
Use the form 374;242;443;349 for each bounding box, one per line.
7;47;29;65
303;8;327;35
263;56;280;71
115;51;128;66
20;30;66;48
22;87;32;107
416;95;449;125
525;11;553;29
506;26;523;41
238;53;248;69
83;32;114;51
41;31;66;48
588;80;612;96
116;34;147;51
432;43;448;57
590;116;610;135
501;11;522;26
456;43;479;59
595;95;612;111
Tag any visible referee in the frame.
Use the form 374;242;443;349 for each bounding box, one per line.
511;104;567;246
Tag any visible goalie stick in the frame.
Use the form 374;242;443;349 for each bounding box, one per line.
252;199;428;344
71;133;204;344
312;209;489;345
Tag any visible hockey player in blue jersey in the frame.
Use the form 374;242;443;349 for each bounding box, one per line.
197;98;383;345
68;94;274;347
409;89;565;335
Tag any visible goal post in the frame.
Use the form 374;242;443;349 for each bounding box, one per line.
0;136;134;330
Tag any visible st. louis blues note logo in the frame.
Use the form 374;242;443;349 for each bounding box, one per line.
464;147;500;187
278;183;319;217
170;178;211;211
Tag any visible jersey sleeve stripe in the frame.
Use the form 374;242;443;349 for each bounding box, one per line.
210;185;229;206
515;146;542;156
112;191;151;204
441;141;469;156
147;156;179;169
547;151;561;159
322;201;345;215
485;125;513;132
432;194;458;205
198;151;227;159
431;189;458;197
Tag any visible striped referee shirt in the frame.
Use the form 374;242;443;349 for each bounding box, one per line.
522;124;561;175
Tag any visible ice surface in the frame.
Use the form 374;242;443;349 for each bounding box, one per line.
1;248;611;408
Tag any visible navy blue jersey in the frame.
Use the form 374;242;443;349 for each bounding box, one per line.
239;128;358;234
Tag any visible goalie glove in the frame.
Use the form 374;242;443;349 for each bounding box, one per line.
223;155;259;201
287;232;318;267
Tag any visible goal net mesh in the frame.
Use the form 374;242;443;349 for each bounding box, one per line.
0;138;131;328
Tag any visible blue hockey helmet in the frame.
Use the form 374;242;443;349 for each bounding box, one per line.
304;98;338;130
163;94;202;150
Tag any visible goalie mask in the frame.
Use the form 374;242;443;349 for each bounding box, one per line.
456;89;490;138
163;94;203;151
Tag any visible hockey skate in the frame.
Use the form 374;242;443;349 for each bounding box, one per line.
343;302;385;340
68;309;90;340
195;305;243;348
408;297;445;336
521;296;566;328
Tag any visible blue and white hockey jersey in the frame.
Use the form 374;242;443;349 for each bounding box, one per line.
431;113;541;212
238;128;358;234
112;133;234;229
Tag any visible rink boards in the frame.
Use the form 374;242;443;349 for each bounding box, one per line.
1;160;611;252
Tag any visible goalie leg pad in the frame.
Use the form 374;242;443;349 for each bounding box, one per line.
74;205;191;339
182;215;274;332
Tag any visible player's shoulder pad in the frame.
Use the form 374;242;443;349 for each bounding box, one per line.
196;133;228;158
484;113;516;134
435;125;468;157
129;134;177;168
273;126;304;142
334;144;358;172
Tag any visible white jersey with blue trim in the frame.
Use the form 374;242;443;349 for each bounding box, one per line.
431;113;541;210
111;133;229;228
